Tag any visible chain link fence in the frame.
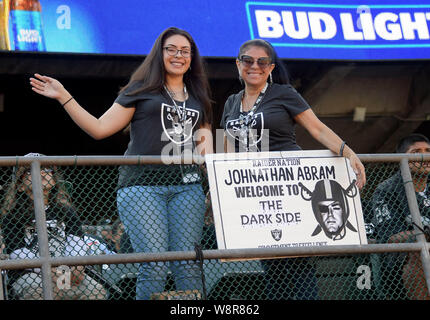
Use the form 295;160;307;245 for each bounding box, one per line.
0;155;428;300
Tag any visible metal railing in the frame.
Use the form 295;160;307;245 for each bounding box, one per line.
0;154;428;300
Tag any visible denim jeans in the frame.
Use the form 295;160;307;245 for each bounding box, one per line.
117;183;205;300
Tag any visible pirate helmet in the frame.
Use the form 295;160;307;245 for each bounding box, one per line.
311;180;350;239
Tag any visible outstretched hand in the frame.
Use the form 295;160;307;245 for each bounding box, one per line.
30;73;65;100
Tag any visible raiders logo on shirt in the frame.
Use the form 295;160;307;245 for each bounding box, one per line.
225;112;264;149
161;103;200;145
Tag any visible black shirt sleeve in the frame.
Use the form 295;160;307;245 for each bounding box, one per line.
278;84;310;118
63;207;83;237
220;93;239;129
114;81;152;108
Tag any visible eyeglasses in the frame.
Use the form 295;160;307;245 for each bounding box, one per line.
164;46;192;58
239;55;272;69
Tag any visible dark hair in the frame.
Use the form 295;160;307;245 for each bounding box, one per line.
111;219;122;236
1;165;73;217
238;39;290;85
120;27;212;124
1;164;83;254
396;133;430;153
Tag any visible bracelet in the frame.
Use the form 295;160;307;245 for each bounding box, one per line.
339;141;346;157
62;96;74;107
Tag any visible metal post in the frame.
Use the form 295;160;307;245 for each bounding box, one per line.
31;161;54;300
400;158;430;295
0;269;4;300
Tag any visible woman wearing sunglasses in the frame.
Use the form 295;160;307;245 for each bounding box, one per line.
220;39;366;300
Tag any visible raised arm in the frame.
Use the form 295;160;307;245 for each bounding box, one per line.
295;108;366;189
30;73;134;140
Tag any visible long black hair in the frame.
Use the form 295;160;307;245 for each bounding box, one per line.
1;165;73;216
120;27;212;124
0;164;83;254
238;39;290;85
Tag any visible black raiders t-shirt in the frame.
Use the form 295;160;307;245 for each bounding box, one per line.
220;83;310;152
114;81;204;187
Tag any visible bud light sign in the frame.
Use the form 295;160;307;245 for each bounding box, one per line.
246;2;430;60
1;0;430;60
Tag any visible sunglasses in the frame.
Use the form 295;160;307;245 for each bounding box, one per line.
239;55;272;69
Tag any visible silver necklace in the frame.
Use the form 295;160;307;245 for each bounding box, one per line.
164;84;192;181
238;83;269;151
240;82;269;116
164;84;187;123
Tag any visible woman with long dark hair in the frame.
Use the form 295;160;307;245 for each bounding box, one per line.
29;27;213;300
1;153;106;299
221;39;366;300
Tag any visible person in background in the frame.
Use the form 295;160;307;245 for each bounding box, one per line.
0;153;106;300
220;39;366;300
110;219;133;254
371;133;430;300
29;27;213;300
96;220;117;253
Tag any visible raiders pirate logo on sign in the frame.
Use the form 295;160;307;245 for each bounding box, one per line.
271;229;282;241
299;179;358;241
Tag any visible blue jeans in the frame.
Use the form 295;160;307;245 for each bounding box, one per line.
117;184;206;300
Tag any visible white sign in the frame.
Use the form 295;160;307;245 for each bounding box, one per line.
205;150;367;255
